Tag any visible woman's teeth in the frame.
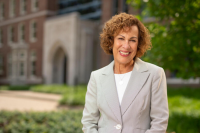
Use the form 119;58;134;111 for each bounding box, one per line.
120;51;129;55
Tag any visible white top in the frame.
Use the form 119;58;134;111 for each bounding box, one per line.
114;71;132;105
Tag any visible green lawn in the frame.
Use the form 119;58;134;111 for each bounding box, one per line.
31;85;87;106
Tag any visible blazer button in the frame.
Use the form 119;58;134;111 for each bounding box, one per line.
115;124;122;130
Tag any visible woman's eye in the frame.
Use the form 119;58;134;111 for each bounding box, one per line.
118;38;124;40
130;40;136;42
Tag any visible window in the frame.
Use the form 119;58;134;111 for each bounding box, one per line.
20;0;27;15
9;0;15;17
8;26;14;43
0;2;5;20
31;0;39;12
19;24;25;42
112;0;118;15
19;62;24;76
30;51;36;76
18;50;26;60
122;0;128;13
0;29;3;46
18;50;26;77
7;54;12;77
31;61;36;76
0;55;3;75
30;21;37;42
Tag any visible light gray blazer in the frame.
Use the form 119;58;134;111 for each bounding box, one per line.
81;57;169;133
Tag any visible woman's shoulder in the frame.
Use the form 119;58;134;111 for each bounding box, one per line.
90;61;114;77
139;58;164;75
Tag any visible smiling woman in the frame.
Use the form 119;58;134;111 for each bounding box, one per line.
112;25;139;74
81;13;169;133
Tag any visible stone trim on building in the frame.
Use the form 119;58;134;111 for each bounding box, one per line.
0;10;56;27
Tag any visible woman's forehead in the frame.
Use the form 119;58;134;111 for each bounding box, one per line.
115;26;139;36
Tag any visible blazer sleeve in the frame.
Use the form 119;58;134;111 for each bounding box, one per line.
145;68;169;133
81;72;100;133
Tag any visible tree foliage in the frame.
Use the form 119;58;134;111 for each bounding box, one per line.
127;0;200;79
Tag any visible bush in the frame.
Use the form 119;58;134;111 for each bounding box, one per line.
0;110;83;133
168;112;200;133
167;87;200;133
0;85;31;90
59;86;86;106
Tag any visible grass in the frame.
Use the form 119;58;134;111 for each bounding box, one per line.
31;84;87;106
0;84;87;106
30;84;73;94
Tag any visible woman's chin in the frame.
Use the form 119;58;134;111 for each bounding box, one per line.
116;59;134;66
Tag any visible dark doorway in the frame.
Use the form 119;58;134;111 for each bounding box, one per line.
63;56;67;84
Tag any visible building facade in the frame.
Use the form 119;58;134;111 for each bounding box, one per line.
0;0;137;86
0;0;57;85
43;13;98;85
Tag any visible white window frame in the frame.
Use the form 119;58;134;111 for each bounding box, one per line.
30;21;37;42
18;23;25;42
0;2;5;20
0;55;3;75
0;29;3;47
30;50;37;77
31;0;39;12
9;0;15;18
8;26;14;44
20;0;27;15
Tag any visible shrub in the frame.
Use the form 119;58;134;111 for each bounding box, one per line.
167;87;200;133
59;86;86;106
0;86;31;90
0;110;83;133
168;112;200;133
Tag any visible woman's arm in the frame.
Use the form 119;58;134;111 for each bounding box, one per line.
145;68;169;133
81;72;100;133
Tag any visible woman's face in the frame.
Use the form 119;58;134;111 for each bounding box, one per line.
112;25;139;65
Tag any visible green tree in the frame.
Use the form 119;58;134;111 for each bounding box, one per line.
127;0;200;79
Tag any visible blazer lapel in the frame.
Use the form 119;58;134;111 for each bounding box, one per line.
121;58;150;115
101;61;122;122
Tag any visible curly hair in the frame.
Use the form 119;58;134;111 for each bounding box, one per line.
100;13;152;57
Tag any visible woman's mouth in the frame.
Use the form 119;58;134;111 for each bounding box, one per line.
119;51;130;57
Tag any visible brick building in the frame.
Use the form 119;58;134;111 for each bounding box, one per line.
0;0;57;85
0;0;137;85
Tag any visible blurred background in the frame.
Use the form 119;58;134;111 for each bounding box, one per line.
0;0;200;133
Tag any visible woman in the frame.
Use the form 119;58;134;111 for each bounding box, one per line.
81;13;169;133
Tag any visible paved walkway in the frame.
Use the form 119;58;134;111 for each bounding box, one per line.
0;90;62;112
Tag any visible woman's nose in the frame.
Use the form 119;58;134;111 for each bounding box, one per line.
122;40;130;49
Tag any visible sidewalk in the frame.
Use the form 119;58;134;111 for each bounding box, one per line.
0;90;62;112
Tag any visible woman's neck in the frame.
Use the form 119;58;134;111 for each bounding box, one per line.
114;60;134;74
